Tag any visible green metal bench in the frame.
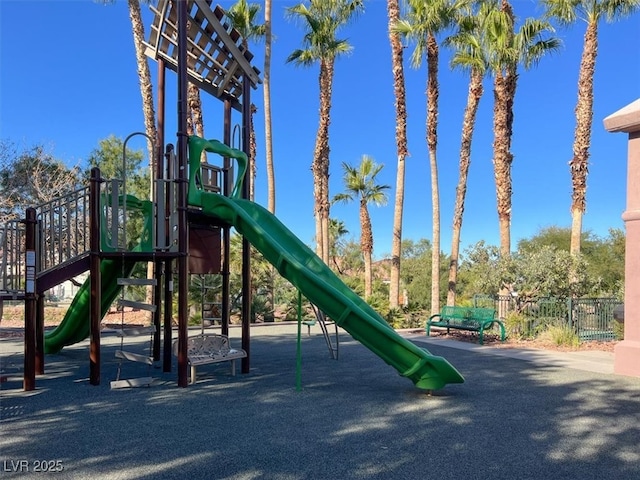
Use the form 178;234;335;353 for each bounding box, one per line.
426;306;506;345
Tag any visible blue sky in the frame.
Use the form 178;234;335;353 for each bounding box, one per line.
1;1;638;259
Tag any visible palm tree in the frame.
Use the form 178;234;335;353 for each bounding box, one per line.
443;3;491;305
286;0;364;265
227;0;266;64
394;0;462;314
333;156;390;299
487;1;560;258
542;0;640;256
186;83;206;145
386;0;409;309
328;218;349;274
227;0;266;202
263;0;276;214
124;0;157;172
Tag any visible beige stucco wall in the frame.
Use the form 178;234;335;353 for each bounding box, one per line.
604;99;640;377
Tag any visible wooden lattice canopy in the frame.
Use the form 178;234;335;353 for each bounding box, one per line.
145;0;262;111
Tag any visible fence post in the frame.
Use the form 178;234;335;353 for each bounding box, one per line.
89;167;102;386
567;297;573;331
23;208;37;391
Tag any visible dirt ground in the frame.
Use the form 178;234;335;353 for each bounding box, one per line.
0;306;153;338
0;305;618;353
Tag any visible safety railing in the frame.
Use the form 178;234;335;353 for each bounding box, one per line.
36;186;91;274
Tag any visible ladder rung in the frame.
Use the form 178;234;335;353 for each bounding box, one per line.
115;326;157;337
117;278;157;286
118;299;157;312
115;350;154;365
110;377;154;389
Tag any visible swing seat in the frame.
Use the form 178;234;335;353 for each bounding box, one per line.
172;334;247;384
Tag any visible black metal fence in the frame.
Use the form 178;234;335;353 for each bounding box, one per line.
473;295;623;342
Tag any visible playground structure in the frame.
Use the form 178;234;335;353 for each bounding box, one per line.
1;0;465;392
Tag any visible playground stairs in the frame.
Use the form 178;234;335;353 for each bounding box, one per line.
110;277;158;389
312;306;340;360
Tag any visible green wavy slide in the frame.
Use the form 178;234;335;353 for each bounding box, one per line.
200;193;465;390
187;135;464;390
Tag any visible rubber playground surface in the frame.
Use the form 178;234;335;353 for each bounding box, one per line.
1;323;640;480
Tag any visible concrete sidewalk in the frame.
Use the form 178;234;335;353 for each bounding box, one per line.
404;332;616;375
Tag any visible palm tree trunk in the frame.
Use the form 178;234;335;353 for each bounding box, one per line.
387;0;409;309
447;69;484;306
263;0;276;315
360;199;374;299
314;58;334;264
426;34;440;315
494;0;516;259
250;104;257;202
493;73;513;259
264;0;275;214
127;0;157;166
570;21;598;256
188;83;205;136
186;83;205;134
186;83;207;168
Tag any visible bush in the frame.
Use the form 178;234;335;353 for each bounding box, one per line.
189;312;203;327
382;308;426;329
539;325;580;348
384;308;406;329
613;320;624;340
504;311;533;340
367;291;389;314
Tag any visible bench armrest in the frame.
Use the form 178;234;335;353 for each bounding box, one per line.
425;314;442;333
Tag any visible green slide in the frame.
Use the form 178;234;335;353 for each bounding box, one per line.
188;135;464;390
200;194;464;390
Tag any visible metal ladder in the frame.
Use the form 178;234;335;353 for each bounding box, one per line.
311;305;339;360
198;274;222;329
110;277;158;389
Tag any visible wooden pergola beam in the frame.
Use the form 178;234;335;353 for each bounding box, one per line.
145;0;261;112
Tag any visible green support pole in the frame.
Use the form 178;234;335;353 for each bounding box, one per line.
296;290;302;392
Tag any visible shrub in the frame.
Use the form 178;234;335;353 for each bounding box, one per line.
504;311;532;340
539;325;580;348
188;312;202;327
384;308;406;329
613;320;624;341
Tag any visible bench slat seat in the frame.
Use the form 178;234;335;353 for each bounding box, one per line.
426;306;506;345
172;333;247;384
